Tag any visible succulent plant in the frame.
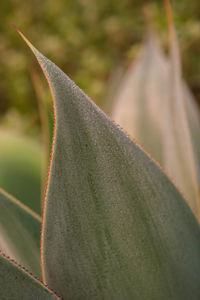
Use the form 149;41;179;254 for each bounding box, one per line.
1;2;200;299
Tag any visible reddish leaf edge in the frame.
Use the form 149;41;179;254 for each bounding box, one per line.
11;23;57;283
111;120;200;224
12;23;200;281
0;250;63;299
0;188;41;222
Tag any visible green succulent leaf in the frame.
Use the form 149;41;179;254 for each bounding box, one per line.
0;253;60;299
0;188;41;278
0;130;42;214
17;29;200;299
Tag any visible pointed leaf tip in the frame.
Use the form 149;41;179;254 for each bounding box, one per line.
17;30;200;300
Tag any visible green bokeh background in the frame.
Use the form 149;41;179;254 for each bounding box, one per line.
0;0;200;130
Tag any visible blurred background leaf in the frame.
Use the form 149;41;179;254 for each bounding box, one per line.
0;130;42;214
106;1;200;218
108;33;169;164
108;31;200;219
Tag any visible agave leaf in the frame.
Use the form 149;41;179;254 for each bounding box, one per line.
164;0;200;216
0;130;42;214
0;253;60;299
17;28;200;299
109;34;170;165
108;28;200;218
0;188;41;278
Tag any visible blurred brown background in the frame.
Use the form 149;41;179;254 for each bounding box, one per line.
0;0;200;135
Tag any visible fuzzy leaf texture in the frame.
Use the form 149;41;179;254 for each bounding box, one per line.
16;28;200;299
0;188;41;277
0;253;59;299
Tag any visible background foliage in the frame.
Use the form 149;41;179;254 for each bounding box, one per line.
0;0;200;136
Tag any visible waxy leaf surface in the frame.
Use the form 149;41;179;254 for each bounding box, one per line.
0;189;41;277
19;31;200;299
0;253;59;299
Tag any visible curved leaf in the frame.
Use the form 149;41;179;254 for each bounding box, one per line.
0;188;41;278
17;29;200;299
0;253;60;299
109;34;170;164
